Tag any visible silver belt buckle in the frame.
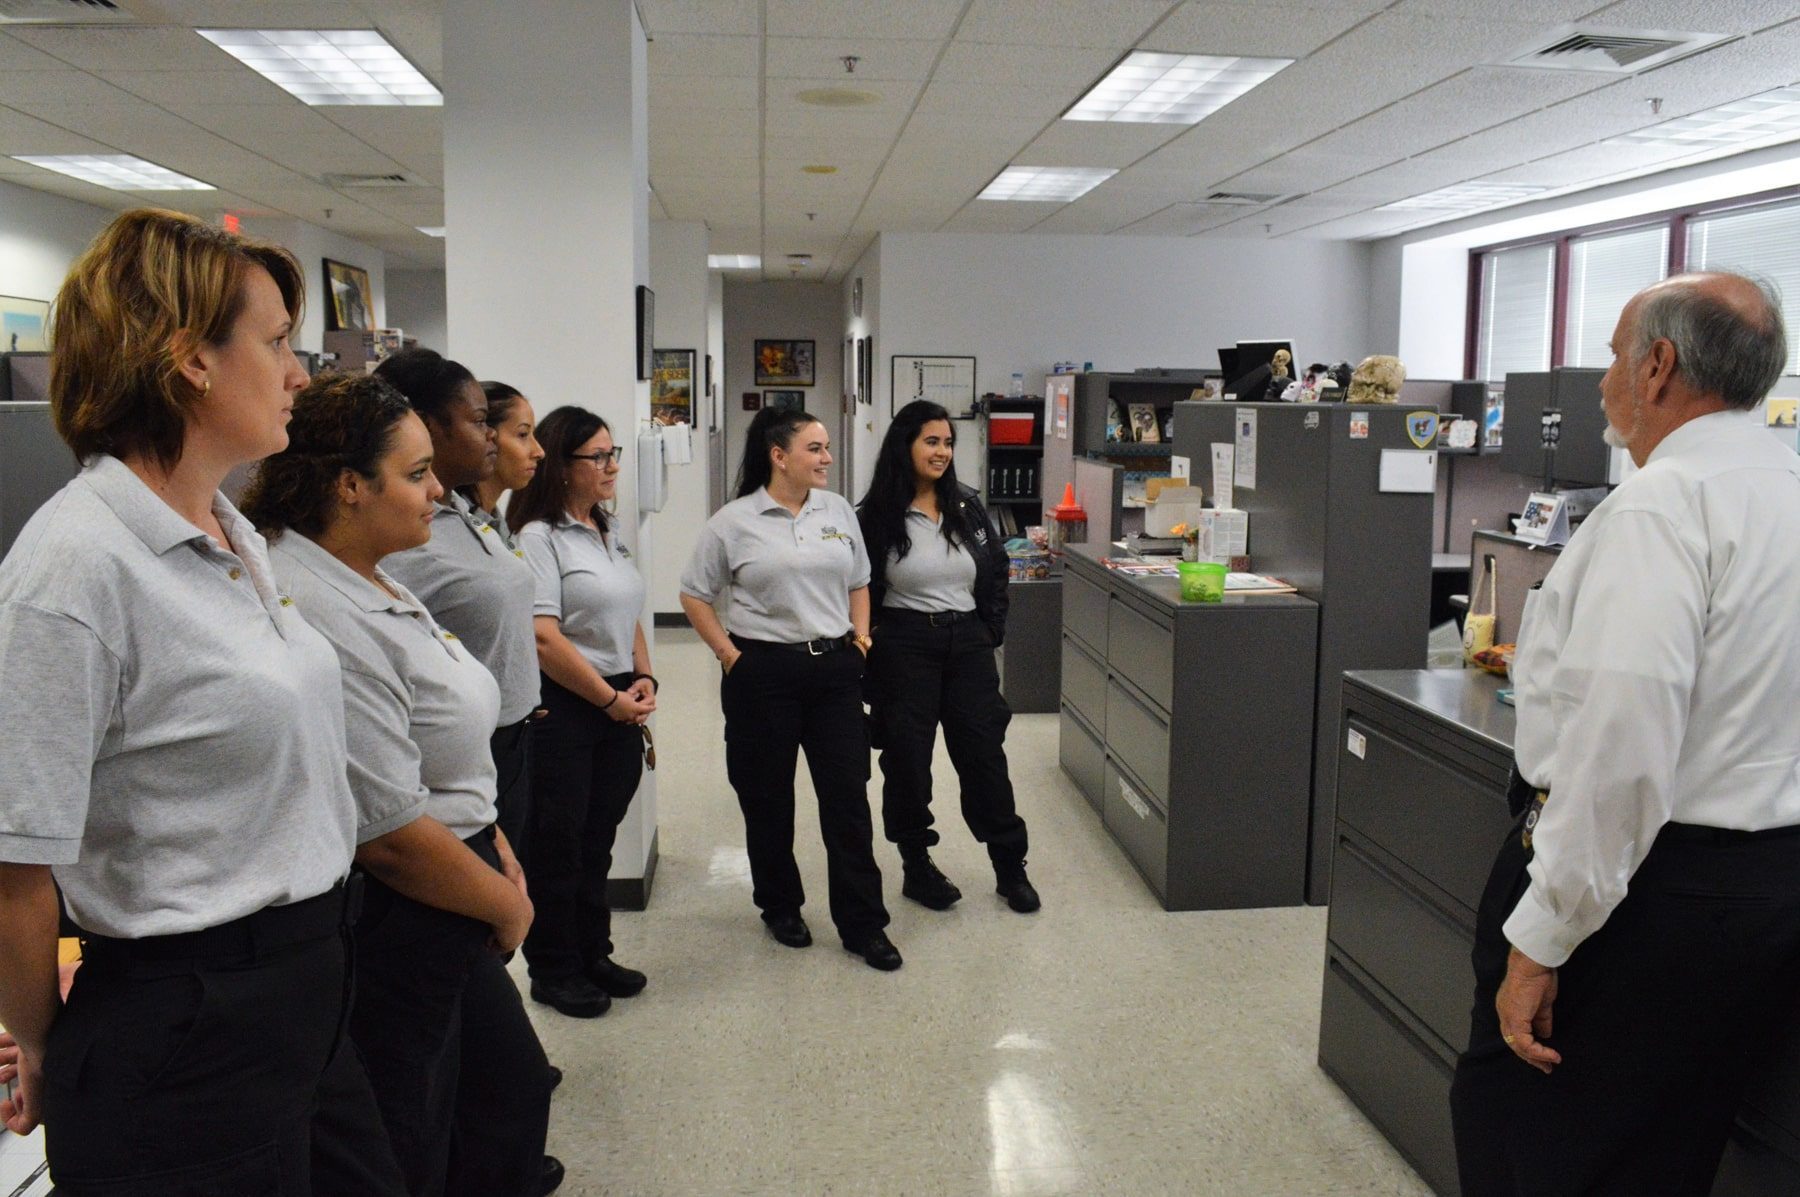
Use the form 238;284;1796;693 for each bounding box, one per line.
808;639;825;655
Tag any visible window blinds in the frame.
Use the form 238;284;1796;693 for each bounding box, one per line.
1687;200;1800;375
1564;226;1669;368
1476;243;1554;383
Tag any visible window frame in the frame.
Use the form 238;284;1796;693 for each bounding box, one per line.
1463;182;1800;380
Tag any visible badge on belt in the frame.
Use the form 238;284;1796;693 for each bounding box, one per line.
1522;791;1548;851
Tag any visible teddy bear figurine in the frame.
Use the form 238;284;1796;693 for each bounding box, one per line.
1346;354;1406;404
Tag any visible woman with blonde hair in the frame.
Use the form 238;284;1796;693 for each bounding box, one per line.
0;208;405;1193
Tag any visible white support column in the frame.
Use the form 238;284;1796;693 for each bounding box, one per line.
442;0;657;894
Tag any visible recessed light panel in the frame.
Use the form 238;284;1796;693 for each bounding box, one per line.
1381;182;1548;212
978;166;1117;202
1612;85;1800;150
11;154;214;191
1065;52;1292;125
416;226;445;237
199;29;441;106
708;254;761;269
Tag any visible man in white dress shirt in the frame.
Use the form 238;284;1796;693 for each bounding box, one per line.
1450;271;1800;1196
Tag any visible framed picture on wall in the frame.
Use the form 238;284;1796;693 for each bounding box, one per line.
858;336;872;406
0;295;51;352
322;259;373;332
764;389;805;412
635;286;655;381
651;348;695;425
754;339;814;387
844;335;856;404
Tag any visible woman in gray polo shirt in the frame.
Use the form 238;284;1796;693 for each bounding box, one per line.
246;372;559;1197
0;209;405;1192
680;407;901;972
507;405;654;1019
460;381;545;550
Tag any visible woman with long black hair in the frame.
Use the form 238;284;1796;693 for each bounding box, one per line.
508;406;654;1019
679;407;901;971
858;400;1039;914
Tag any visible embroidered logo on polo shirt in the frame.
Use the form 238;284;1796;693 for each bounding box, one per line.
513;548;526;559
279;595;294;606
819;525;854;545
618;544;632;558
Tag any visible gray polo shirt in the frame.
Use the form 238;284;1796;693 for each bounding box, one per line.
470;503;515;550
0;456;358;938
273;533;500;842
385;491;539;724
518;516;645;678
681;486;870;643
883;508;979;614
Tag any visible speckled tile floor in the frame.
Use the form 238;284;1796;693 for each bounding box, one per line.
511;630;1432;1197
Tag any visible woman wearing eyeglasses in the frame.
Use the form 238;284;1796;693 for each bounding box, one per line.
507;407;654;1019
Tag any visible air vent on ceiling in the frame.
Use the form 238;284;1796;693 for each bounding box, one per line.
1205;191;1282;205
323;172;426;189
0;0;131;22
1504;25;1729;74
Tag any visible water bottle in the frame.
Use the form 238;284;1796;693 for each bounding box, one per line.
1009;371;1024;397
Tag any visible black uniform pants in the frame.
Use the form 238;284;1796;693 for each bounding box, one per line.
43;882;408;1196
353;829;547;1197
522;673;643;980
445;949;553;1197
721;637;889;940
866;609;1029;865
1450;814;1800;1197
489;717;534;871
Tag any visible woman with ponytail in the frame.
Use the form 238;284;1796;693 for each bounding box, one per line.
678;407;900;971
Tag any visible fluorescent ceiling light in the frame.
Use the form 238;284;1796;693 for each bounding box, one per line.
11;154;214;191
1611;85;1800;150
1064;51;1292;125
416;226;445;237
1382;182;1548;212
708;254;761;269
198;29;441;106
979;166;1116;202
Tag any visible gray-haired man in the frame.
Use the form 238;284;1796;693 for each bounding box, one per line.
1451;272;1800;1196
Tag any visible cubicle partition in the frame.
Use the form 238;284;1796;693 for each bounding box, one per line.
1172;401;1436;903
2;354;80;560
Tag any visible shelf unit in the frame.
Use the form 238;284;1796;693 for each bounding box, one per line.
983;395;1044;529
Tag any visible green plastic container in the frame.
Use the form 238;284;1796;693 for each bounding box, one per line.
1178;561;1226;602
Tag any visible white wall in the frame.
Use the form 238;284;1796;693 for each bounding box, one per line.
0;179;108;306
385;268;447;353
648;220;710;614
239;216;387;357
842;237;881;502
853;231;1376;498
721;278;847;494
706;268;725;511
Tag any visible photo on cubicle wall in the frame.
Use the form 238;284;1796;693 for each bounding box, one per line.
322;259;373;333
1;296;50;352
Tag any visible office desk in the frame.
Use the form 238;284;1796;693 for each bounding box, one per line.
1319;669;1800;1195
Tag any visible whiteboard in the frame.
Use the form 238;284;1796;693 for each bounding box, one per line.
890;355;976;417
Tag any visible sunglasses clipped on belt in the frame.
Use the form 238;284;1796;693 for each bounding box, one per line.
640;725;655;770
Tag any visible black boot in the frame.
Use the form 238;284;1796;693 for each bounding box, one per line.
900;847;962;910
995;861;1040;913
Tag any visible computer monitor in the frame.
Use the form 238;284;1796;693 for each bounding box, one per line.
1224;339;1294;400
1217;347;1240;385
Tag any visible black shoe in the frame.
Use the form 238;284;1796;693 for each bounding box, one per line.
529;975;610;1018
843;931;903;971
588;956;647;997
538;1154;565;1195
546;1065;563;1094
996;865;1041;913
900;850;962;910
764;913;813;948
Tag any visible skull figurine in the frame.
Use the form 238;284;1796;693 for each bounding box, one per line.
1269;348;1292;380
1346;354;1406;404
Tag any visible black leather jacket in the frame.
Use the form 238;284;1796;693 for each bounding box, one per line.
861;486;1011;646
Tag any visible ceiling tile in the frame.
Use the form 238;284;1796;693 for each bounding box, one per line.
8;25;244;72
956;0;1174;48
941;201;1064;233
106;69;298;108
911;81;1075;123
1143;1;1374;58
930;40;1122;87
153;1;371;27
1585;0;1800;36
765;37;943;81
639;0;762;37
0;107;115;157
764;0;967;41
650;75;762;113
1017;120;1187;169
647;34;761;79
1394;0;1606;18
1116;202;1246;236
0;32;73;71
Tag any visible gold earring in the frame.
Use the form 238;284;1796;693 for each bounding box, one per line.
202;379;211;397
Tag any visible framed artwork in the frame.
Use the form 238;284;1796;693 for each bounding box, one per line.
322;259;374;333
889;354;975;417
651;348;695;425
844;335;856;404
764;389;805;412
635;286;654;381
742;391;762;411
755;339;814;387
857;336;872;406
0;294;51;352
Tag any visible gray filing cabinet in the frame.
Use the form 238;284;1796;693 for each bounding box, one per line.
1319;669;1800;1195
1058;542;1318;910
995;575;1062;714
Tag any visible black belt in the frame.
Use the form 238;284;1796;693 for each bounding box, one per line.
78;875;364;964
1660;821;1800;845
879;608;977;627
732;633;853;656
